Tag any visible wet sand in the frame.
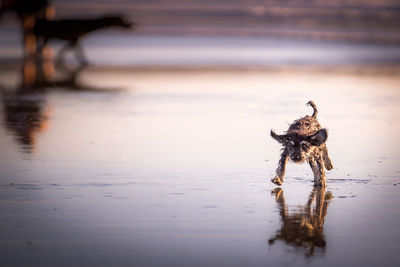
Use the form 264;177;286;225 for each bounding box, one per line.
0;66;400;266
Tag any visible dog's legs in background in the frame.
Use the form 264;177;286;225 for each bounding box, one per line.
56;42;73;64
74;43;88;65
56;40;88;65
309;154;326;187
322;145;333;170
271;148;288;186
35;37;48;61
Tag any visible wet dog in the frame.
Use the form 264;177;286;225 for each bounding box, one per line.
270;101;333;186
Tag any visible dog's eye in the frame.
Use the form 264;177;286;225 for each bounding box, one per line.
288;140;295;145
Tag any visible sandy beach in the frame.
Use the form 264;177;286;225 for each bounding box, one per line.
1;0;400;264
1;62;400;266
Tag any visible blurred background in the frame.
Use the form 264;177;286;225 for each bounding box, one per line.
1;1;400;267
1;0;400;67
56;0;400;42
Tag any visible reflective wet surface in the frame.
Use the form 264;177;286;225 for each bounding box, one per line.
269;187;332;257
1;61;400;266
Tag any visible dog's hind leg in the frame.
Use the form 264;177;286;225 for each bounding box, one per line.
309;155;326;187
271;148;289;186
322;146;333;170
56;42;73;64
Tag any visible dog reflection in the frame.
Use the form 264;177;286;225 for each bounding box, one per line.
268;187;333;257
1;59;120;153
1;88;48;152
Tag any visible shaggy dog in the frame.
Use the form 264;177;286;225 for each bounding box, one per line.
270;101;333;186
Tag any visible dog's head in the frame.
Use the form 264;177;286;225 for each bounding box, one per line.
271;129;327;163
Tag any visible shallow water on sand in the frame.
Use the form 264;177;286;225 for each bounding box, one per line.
0;67;400;266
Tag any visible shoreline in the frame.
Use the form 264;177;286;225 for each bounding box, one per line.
1;59;400;75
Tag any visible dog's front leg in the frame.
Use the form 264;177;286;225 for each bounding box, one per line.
322;145;333;170
271;148;288;186
309;154;326;187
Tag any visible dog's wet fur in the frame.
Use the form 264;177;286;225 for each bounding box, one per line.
270;101;333;186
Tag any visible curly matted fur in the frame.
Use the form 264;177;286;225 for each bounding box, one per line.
270;101;333;186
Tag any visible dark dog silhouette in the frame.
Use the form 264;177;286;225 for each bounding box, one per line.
33;16;133;64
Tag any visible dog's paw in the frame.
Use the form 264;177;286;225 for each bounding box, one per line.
271;176;283;186
325;162;333;171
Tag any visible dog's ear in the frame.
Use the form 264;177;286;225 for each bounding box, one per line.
271;130;287;144
309;129;328;146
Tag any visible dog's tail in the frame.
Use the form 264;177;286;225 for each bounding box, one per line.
306;100;318;119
